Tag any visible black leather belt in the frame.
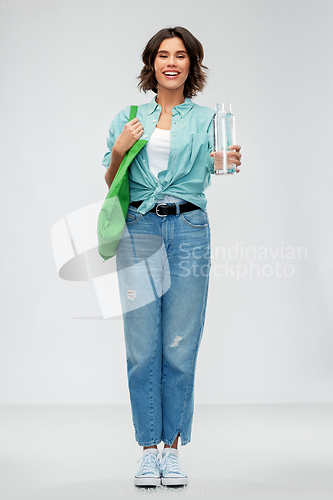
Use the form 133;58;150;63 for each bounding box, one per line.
129;200;200;217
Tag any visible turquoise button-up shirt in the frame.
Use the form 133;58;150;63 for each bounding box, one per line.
101;96;216;214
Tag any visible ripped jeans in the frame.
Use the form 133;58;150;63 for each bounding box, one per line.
115;202;211;447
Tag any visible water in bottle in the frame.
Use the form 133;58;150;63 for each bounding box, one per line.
213;103;237;175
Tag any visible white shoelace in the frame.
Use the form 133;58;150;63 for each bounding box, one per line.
159;450;182;475
137;452;159;475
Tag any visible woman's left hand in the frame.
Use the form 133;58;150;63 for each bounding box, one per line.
210;145;242;173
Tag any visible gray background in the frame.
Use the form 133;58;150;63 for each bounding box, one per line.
0;0;332;404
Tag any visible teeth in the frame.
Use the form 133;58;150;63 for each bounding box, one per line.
164;72;179;75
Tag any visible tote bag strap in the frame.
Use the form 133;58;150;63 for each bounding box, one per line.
129;105;138;121
105;106;147;199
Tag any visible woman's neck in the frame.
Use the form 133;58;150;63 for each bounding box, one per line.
155;87;185;114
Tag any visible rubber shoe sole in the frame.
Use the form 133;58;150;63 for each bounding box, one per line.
161;475;188;486
134;475;161;487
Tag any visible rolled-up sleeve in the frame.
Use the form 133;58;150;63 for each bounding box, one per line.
101;106;130;169
206;116;215;174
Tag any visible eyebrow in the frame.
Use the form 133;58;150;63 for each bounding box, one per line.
157;50;187;54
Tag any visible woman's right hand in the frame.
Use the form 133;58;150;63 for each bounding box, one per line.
113;118;144;156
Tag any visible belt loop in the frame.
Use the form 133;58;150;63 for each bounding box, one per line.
176;203;180;216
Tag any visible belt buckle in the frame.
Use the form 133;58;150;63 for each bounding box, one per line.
156;203;168;217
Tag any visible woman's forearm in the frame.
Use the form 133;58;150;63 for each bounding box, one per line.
104;146;126;189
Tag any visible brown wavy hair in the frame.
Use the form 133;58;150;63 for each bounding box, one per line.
137;27;208;99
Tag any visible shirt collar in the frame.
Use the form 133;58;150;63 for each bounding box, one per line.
148;95;193;117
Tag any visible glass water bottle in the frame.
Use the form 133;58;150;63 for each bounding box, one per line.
213;102;237;175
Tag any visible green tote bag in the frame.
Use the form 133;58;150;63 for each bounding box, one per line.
97;105;148;262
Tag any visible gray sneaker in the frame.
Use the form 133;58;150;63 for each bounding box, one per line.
159;448;188;486
134;449;161;487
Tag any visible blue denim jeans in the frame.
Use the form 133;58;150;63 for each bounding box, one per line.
115;202;211;447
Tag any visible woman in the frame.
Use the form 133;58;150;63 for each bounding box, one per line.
102;26;242;487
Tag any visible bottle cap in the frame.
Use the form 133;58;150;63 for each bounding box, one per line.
216;103;232;113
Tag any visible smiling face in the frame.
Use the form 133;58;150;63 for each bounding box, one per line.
153;37;190;94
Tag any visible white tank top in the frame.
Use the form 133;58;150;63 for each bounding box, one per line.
147;127;185;204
